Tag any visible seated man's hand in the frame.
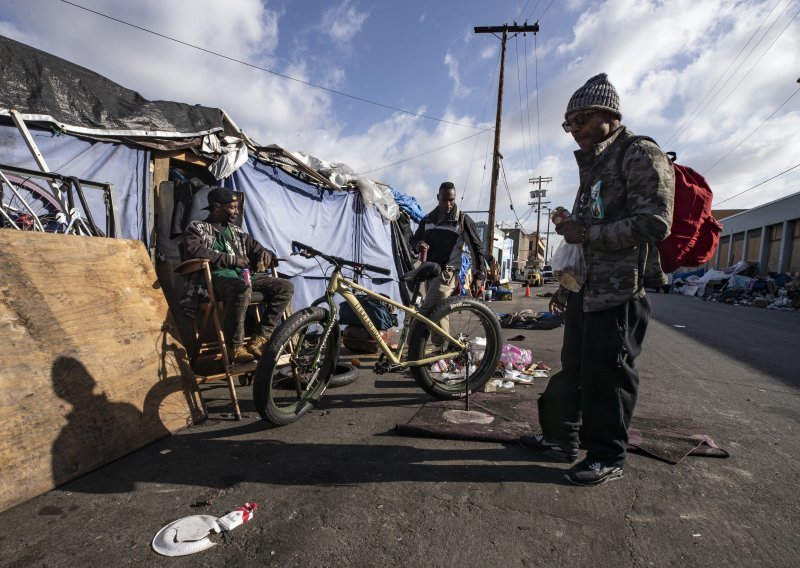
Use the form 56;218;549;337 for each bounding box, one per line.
260;250;275;270
235;255;249;268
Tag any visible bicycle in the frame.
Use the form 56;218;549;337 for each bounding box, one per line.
252;240;503;426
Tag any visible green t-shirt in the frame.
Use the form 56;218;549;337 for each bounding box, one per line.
211;225;242;280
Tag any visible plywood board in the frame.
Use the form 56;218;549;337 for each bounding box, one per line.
0;231;204;513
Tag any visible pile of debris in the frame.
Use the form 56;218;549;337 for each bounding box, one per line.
670;261;800;311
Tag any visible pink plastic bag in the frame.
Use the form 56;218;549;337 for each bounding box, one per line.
499;344;533;370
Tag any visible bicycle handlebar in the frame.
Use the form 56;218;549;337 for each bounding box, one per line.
291;240;392;276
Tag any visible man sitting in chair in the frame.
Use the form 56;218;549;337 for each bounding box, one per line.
183;187;294;364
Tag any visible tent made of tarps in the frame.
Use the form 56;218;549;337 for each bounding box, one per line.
1;34;417;316
0;34;224;143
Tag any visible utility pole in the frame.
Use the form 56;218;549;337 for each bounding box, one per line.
543;205;552;264
474;21;539;257
528;176;552;264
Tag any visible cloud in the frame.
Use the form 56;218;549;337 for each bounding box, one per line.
1;0;797;221
320;0;368;43
444;52;472;100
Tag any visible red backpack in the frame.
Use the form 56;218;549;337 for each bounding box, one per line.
619;136;723;274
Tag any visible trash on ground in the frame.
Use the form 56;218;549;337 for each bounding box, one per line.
152;515;220;557
502;369;535;384
216;502;258;532
498;344;533;371
152;502;259;557
483;379;516;393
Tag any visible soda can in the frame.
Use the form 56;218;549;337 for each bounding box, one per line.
418;245;428;262
241;267;251;287
550;207;571;225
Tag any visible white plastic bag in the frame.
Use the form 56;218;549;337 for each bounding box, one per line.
550;241;586;292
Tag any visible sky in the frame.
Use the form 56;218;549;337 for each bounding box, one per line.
1;0;799;245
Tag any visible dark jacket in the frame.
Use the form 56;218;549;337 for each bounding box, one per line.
183;218;269;269
179;218;273;317
410;206;486;278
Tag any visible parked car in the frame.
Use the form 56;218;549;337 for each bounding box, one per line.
541;264;555;282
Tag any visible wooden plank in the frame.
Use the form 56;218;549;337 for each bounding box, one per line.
0;231;204;513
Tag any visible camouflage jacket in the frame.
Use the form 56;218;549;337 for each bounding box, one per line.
567;126;675;312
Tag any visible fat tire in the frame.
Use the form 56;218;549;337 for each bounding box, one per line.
327;362;359;388
407;296;503;399
252;307;338;426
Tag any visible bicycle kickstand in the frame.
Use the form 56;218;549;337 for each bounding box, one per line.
463;347;471;411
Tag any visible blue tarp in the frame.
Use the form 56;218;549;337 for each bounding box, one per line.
0;123;150;242
1;124;402;315
231;157;401;313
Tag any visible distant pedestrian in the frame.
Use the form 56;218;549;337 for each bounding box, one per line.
519;73;675;485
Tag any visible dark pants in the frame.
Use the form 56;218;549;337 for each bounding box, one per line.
212;273;294;347
538;290;651;466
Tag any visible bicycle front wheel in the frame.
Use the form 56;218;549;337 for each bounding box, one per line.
407;296;503;399
253;307;339;426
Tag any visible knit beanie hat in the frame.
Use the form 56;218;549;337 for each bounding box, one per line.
565;73;621;119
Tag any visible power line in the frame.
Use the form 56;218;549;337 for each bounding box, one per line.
703;86;800;174
663;0;783;147
532;33;543;177
714;161;800;206
358;128;493;176
462;50;502;208
59;0;482;131
514;36;532;178
670;0;796;149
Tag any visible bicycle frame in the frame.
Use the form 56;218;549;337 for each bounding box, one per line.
323;266;467;368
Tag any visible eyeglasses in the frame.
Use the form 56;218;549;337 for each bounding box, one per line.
562;111;595;133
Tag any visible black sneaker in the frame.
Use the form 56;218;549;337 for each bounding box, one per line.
518;433;578;463
564;459;623;486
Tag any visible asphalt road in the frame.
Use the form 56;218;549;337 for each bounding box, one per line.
2;284;798;567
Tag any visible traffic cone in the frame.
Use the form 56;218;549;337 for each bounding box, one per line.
525;283;531;297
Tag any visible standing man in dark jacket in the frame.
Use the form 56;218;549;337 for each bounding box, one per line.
519;74;674;485
183;187;294;364
410;182;486;343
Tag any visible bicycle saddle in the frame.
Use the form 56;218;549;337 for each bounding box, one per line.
401;262;442;283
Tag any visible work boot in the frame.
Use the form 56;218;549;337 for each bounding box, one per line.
246;333;271;358
228;345;255;364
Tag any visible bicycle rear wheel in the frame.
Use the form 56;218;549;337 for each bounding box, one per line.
0;175;63;231
253;307;339;426
407;296;503;399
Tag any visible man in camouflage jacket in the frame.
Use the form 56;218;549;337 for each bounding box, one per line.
182;187;293;364
519;74;674;486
